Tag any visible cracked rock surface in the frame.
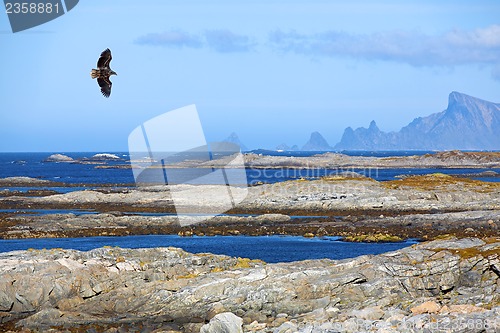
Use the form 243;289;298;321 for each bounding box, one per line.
0;237;498;332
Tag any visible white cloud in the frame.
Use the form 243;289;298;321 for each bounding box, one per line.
204;29;255;53
135;30;202;48
135;25;500;79
269;25;500;67
135;29;255;53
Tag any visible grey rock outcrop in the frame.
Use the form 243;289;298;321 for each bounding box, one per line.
0;176;50;185
0;237;498;332
43;154;74;162
242;150;500;168
201;312;243;333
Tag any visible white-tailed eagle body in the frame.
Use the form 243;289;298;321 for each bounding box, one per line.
90;48;117;98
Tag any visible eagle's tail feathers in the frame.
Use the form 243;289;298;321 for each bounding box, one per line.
91;69;99;79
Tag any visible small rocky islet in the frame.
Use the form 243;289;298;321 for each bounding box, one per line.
0;151;499;332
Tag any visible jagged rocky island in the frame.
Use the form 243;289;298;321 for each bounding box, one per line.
275;92;500;151
335;92;500;150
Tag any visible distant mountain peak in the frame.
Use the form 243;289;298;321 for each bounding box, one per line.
223;132;248;151
368;120;379;131
449;91;464;102
310;131;324;140
226;132;238;141
302;131;333;151
448;91;496;108
448;91;477;102
335;92;500;150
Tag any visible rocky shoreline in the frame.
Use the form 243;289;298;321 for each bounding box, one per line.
242;150;500;169
1;172;498;241
0;237;498;332
36;151;500;170
0;151;499;332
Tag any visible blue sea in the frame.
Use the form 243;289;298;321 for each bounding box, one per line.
0;235;419;263
1;151;499;186
0;151;498;261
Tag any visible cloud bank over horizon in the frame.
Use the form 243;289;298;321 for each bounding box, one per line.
136;25;500;78
269;25;500;66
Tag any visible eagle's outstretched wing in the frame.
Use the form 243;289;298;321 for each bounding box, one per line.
97;48;112;69
97;77;112;98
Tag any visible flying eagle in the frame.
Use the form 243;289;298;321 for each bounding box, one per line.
90;48;117;98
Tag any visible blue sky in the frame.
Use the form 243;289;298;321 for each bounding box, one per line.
1;0;499;152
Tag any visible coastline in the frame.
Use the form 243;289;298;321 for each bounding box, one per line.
0;151;499;331
1;171;498;242
0;237;498;332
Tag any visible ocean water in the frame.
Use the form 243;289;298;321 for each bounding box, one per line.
0;235;418;263
0;151;496;261
0;152;134;185
1;152;498;187
250;149;434;157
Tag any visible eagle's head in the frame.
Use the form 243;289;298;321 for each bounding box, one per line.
110;70;117;76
